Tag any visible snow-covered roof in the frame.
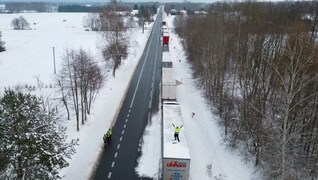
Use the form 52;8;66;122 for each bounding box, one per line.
162;51;171;62
162;25;168;30
162;68;175;85
163;101;190;159
132;9;138;15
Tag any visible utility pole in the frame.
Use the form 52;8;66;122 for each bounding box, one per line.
50;47;57;74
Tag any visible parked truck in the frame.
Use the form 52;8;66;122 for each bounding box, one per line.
162;65;176;100
163;32;169;46
162;101;191;180
162;52;176;100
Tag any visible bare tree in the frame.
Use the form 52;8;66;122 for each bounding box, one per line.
100;4;128;77
87;13;101;31
137;4;151;33
11;16;30;30
173;1;318;179
268;26;318;178
57;48;104;131
55;73;70;120
63;49;80;131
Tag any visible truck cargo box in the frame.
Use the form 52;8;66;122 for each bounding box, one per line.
162;51;171;63
162;65;176;100
162;83;177;100
163;32;169;45
162;101;191;180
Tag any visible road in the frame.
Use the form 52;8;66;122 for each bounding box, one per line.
93;10;163;180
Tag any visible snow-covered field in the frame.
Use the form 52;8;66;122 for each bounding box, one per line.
0;11;259;179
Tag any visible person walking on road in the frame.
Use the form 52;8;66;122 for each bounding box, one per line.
103;128;112;146
172;123;183;142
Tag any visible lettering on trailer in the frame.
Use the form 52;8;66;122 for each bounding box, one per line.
167;161;187;168
163;159;190;180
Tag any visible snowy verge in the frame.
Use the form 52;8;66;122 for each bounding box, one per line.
87;27;154;179
135;14;259;180
60;26;154;180
135;112;162;179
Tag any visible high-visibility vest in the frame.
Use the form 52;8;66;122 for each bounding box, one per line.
175;127;181;134
107;130;112;137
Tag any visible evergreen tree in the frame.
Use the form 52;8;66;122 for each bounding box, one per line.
0;90;77;179
133;4;138;10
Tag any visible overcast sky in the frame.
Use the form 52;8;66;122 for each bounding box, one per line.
0;0;305;3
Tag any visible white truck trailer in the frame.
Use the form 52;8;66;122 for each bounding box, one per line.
162;52;177;100
162;101;190;180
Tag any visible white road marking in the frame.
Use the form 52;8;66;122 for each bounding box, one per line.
124;124;126;129
111;162;115;168
120;137;122;142
125;118;128;123
122;130;125;135
129;25;155;109
114;152;118;158
127;114;130;118
108;172;112;179
117;144;120;149
148;99;152;109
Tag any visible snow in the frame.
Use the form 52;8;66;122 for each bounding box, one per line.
0;13;99;87
0;11;259;180
135;112;161;179
162;101;190;159
162;68;174;84
136;15;259;180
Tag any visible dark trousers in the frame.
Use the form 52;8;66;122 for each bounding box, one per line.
174;133;180;142
104;137;112;146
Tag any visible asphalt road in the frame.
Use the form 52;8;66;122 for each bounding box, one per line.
93;10;163;180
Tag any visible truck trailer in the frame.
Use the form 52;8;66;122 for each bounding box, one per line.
162;52;176;100
163;32;169;45
162;101;191;180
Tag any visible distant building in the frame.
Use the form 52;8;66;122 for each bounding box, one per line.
171;9;177;15
132;9;138;15
194;11;208;15
0;4;5;12
180;10;187;15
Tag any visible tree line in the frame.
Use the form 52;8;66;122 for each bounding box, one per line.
58;5;103;13
5;2;47;13
173;1;318;179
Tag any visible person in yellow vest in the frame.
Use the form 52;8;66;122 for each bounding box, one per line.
172;123;183;142
103;128;112;146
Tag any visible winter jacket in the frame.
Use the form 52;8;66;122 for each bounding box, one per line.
173;124;183;134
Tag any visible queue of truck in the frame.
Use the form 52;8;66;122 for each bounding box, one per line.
161;18;191;180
